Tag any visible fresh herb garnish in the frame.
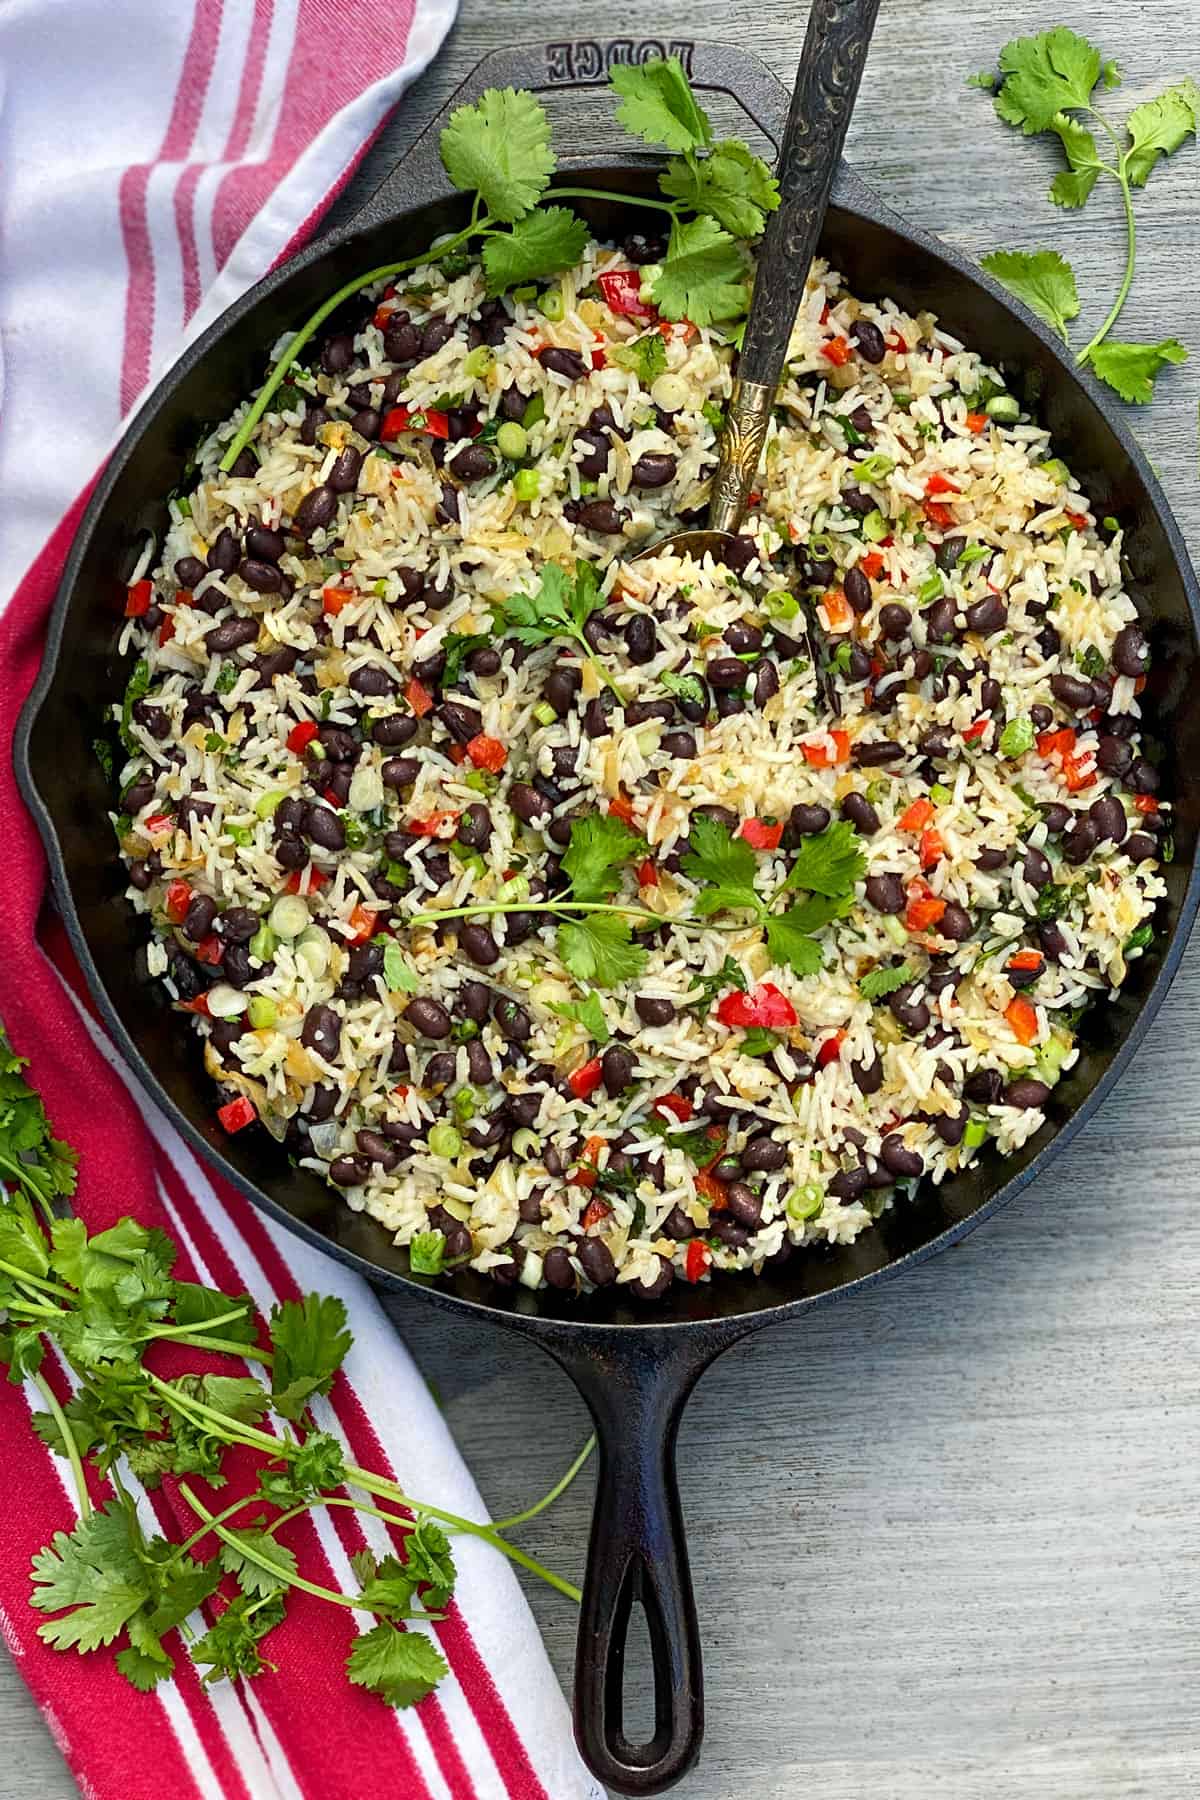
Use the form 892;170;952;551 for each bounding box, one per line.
0;1019;591;1709
738;1027;782;1057
493;560;621;696
608;331;668;386
975;29;1196;401
550;989;611;1045
680;815;762;916
561;812;645;902
382;939;420;993
681;818;862;978
118;659;151;753
557;913;648;988
687;955;748;1011
859;960;917;1000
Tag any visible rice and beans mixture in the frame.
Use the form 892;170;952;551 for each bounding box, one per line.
112;236;1166;1300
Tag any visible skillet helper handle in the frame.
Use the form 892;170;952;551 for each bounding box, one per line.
711;0;881;534
550;1333;709;1796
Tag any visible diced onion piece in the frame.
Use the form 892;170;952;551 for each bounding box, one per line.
348;765;385;812
295;924;331;978
206;983;247;1019
270;893;312;939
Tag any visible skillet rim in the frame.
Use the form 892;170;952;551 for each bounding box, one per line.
16;136;1200;1346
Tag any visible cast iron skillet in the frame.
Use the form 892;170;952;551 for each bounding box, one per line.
16;37;1200;1796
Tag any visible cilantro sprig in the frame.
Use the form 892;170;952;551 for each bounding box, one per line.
493;560;621;696
0;1020;592;1712
219;57;778;470
973;29;1196;402
680;817;864;978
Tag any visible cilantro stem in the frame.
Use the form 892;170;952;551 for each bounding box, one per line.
545;185;679;216
408;899;738;933
174;1490;263;1559
148;1305;255;1343
152;1332;274;1359
491;1433;596;1531
179;1485;368;1610
0;1254;75;1300
1076;111;1137;366
30;1370;91;1520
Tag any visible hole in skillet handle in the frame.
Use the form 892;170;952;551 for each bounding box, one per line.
542;1323;750;1796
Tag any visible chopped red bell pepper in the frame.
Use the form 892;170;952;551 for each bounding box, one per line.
637;858;659;888
919;826;944;869
1062;751;1097;792
448;744;467;766
158;615;175;646
1005;995;1038;1046
1133;794;1160;815
924;472;961;497
286;720;320;754
569;1057;604;1101
802;729;851;767
885;331;908;352
164;880;191;923
1037;727;1076;759
923;500;955;529
653;1092;694;1123
694;1169;728;1209
684;1238;712;1282
580;1194;612;1229
284;865;329;894
194;934;224;966
597;268;653;316
380;405;451;442
466;733;506;772
143;812;172;836
965;412;988;434
217;1095;257;1134
905;878;946;933
178;992;211;1016
822;335;852;366
859;551;885;580
125;578;153;617
697;1127;727;1169
573;1166;597;1190
1007;950;1043;971
347;904;377;945
816;1029;846;1067
656;317;697;344
405;676;435;718
899;797;934;832
820;587;854;632
409;809;458;838
608;791;637;825
1065;511;1089;530
581;1134;607;1167
962;717;990;742
322;586;355;616
716;983;798;1030
590;343;608;371
739;817;784;852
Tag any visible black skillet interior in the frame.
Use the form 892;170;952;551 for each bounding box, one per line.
16;39;1200;1797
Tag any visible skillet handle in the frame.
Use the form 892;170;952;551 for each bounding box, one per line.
541;1325;740;1796
343;40;789;233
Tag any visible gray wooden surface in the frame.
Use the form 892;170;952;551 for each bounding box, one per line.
7;2;1200;1795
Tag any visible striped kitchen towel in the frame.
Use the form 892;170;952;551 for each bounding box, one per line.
0;3;601;1796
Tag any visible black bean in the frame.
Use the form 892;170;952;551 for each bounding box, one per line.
830;1167;869;1203
123;774;155;816
600;1045;635;1096
1038;804;1069;837
865;872;904;914
1031;704;1054;731
508;784;548;828
382;317;419;365
1126;831;1157;862
207;527;240;573
974;846;1007;872
706;656;746;690
964;1068;1003;1105
844;566;872;614
461;1040;492;1087
436;484;461;526
467;1116;507;1151
723;620;764;655
878;603;910;641
623;700;673;726
965;593;1006;634
438;700;480;744
1049;672;1096;711
325;764;353;807
1091;677;1113;712
243;524;284;564
841;791;880;835
847;1048;882;1095
441;1222;472;1262
457;804;492;851
406;997;452;1038
882;1134;924;1178
623;614;658;665
924;597;960;643
421;849;452;888
1126;757;1159;796
541;666;581;717
420;317;455;358
721;1182;760;1229
784;803;831;846
175;555;207;589
205;616;259;652
841;486;876;517
577;500;625;535
330;1155;369;1186
851;319;886;363
939;902;974;941
661;730;697;759
750;659;779;708
464;646;501;679
372;716;418;757
459;923;500;966
131;699;170;739
423;1051;455;1088
635;996;675;1026
662;1206;696;1241
321;333;355;375
571;428;610;480
451;444;496;483
935;536;965;573
275;836;308;872
1005;952;1043;990
1064;818;1098;864
355;1129;399;1171
236;558;281;595
380;757;419;793
349;664;397;697
543;1246;576;1289
888;983;930;1034
1113;624;1150;678
741;1134;786;1173
1005;1078;1050;1110
494;998;531;1042
1023;845;1052;889
1095;733;1133;776
853;739;905;767
631;453;676;490
578;1238;616;1286
323;446;360;494
351;407;381;441
539;346;588;381
183;894;217;941
624;232;667;264
1089;793;1127;844
302;804;343;853
347;943;384;985
301;1004;341;1059
315;727;357;766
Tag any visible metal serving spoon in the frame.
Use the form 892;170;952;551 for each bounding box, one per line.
637;0;882;564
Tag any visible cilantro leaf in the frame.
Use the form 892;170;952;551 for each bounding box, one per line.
382;939;419;994
352;1550;417;1619
607;330;668;387
1125;80;1199;186
859;960;917;1000
780;821;866;899
441;632;492;686
259;1430;347;1505
557;915;647;988
994;27;1102;133
966;70;996;91
402;1519;457;1611
658;140;781;238
171;1281;259;1345
482;207;591;296
1049;113;1104;208
979;249;1080;342
680;816;761;916
218;1528;299;1599
550;989;611;1045
609;57;712;153
496;560;607;654
764;909;827;978
346;1623;449;1709
30;1501;149;1652
685;955;748;1011
562;814;644;902
1088;337;1188;403
653;215;749;326
119;658;151;753
269;1293;352;1421
439;88;556;222
193;1593;286;1684
738;1027;781;1057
